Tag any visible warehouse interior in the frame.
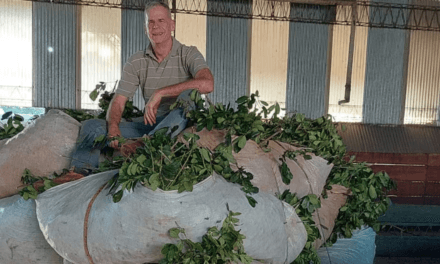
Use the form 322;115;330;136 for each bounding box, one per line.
1;0;440;263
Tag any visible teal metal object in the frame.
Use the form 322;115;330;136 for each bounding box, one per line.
376;203;440;257
378;203;440;226
0;106;46;126
376;236;440;258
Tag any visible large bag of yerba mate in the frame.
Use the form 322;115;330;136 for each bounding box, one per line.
0;194;63;264
36;170;307;264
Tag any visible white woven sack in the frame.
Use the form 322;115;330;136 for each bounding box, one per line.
0;195;63;264
36;170;307;264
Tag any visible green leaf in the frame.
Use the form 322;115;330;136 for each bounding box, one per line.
169;228;182;238
304;155;312;160
130;163;138;175
246;195;257;207
112;190;123;203
184;181;193;192
274;103;280;116
43;179;57;190
190;89;197;101
237;135;247;149
136;154;147;164
369;185;377;199
280;162;293;185
199;148;211;162
217;117;225;124
89;89;99;101
149;173;160;185
236;96;248;105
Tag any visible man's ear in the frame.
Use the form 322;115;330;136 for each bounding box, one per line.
171;19;175;31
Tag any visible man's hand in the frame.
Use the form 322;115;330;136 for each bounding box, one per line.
144;91;163;126
107;94;127;149
108;126;122;149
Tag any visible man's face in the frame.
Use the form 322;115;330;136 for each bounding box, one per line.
146;6;175;45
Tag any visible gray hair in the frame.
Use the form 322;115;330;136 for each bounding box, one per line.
144;1;172;24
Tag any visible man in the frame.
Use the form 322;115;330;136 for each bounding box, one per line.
71;1;214;174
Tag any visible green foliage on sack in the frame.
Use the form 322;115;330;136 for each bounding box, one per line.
105;128;258;207
160;210;253;264
280;191;322;264
95;89;395;263
107;130;213;203
177;91;396;262
63;109;96;122
19;169;62;200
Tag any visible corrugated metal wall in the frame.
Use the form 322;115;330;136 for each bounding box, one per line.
363;0;411;124
286;4;335;119
175;0;207;58
0;0;32;107
405;0;440;125
206;0;252;107
250;0;289;113
33;2;77;109
121;0;151;111
81;4;121;110
1;0;440;127
328;4;369;122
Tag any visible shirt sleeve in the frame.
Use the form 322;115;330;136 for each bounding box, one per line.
115;55;141;98
185;47;209;77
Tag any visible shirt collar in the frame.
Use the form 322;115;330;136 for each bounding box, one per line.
145;37;181;61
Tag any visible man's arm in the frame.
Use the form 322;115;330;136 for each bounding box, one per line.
144;68;214;126
107;94;128;149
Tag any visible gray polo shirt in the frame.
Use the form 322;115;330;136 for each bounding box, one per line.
116;38;209;117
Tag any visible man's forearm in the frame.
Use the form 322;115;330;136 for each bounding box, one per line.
156;68;214;99
107;94;128;137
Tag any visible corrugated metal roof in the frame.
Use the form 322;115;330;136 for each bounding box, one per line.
337;123;440;153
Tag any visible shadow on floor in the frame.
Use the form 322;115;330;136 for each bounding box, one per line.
375;257;440;264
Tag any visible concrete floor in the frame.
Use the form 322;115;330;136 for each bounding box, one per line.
375;257;440;264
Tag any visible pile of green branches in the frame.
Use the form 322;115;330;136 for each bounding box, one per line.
77;90;396;263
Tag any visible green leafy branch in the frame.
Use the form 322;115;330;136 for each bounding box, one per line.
279;191;322;264
97;91;143;121
184;90;278;153
107;130;213;203
279;150;312;185
210;143;259;207
0;113;25;140
19;169;61;200
183;91;396;259
160;210;253;264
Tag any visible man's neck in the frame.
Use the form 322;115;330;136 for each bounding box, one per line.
152;38;173;63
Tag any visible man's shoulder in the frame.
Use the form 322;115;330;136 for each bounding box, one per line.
174;40;200;58
127;50;147;63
